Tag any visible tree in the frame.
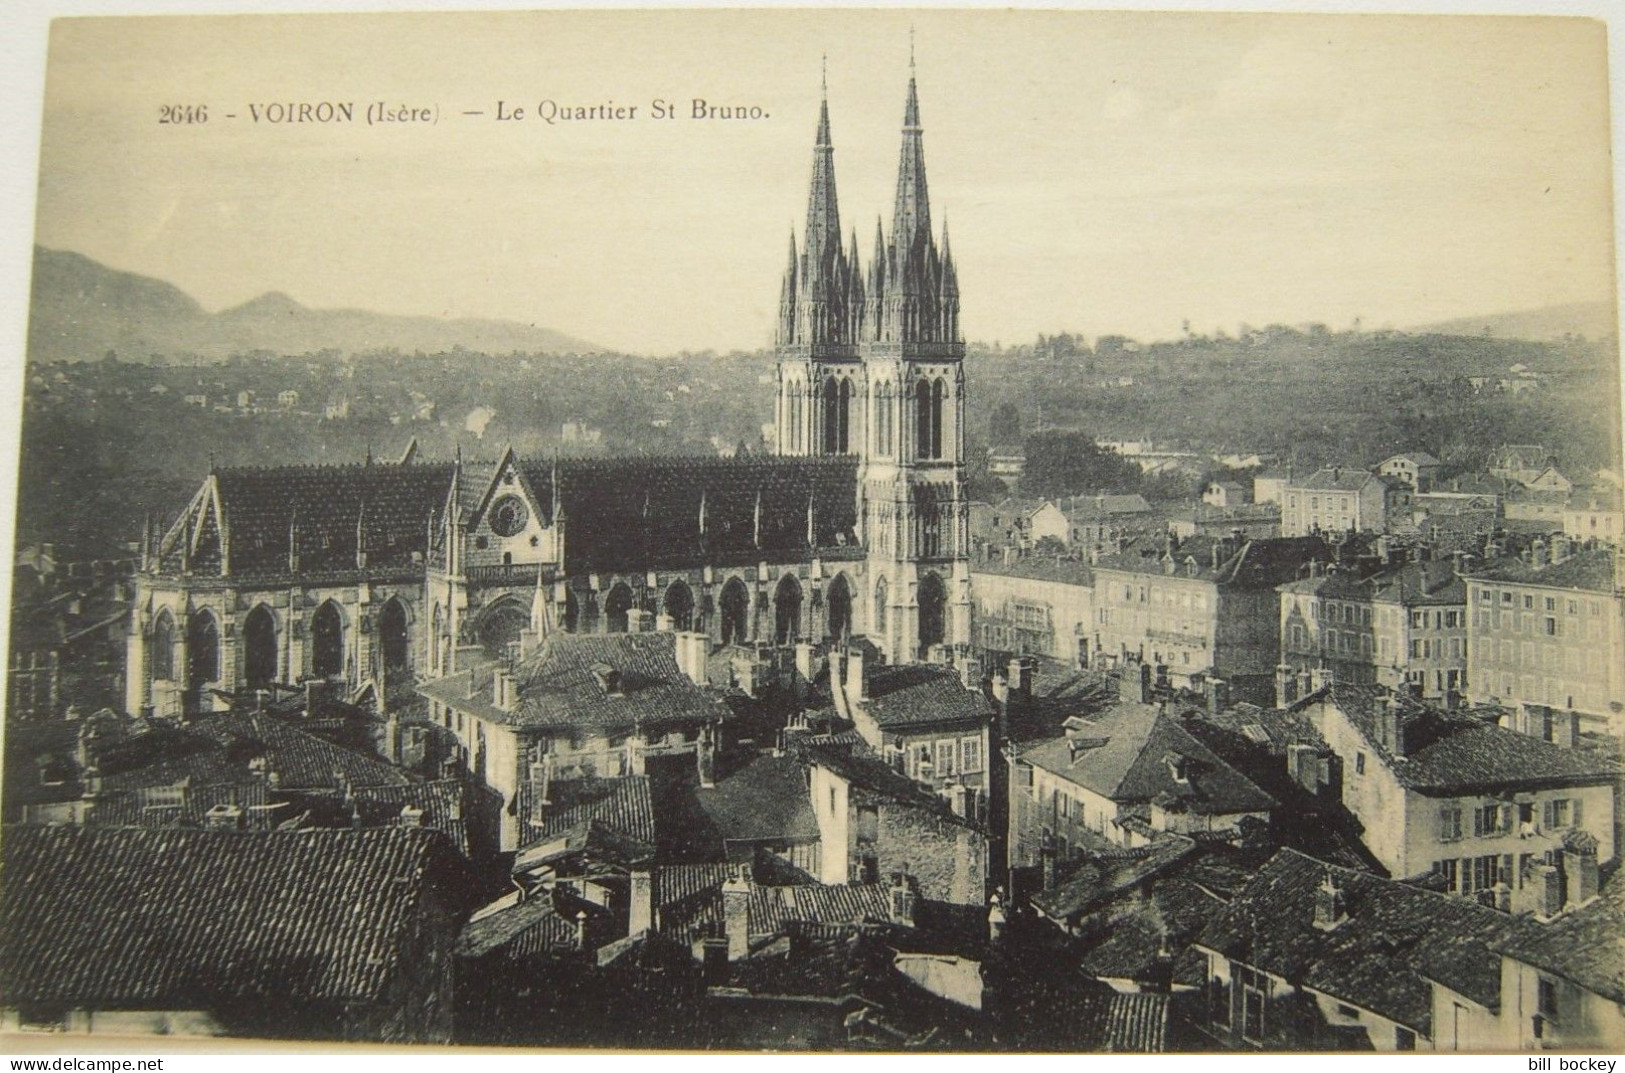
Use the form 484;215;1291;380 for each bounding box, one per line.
1020;430;1142;499
989;402;1022;445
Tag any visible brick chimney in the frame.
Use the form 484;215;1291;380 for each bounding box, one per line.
398;805;424;828
889;873;918;928
205;803;244;830
630;865;653;935
722;865;752;960
1040;842;1058;891
1311;870;1347;930
1562;830;1601;908
1139;663;1153;705
1206;677;1229;715
844;647;866;710
574;908;590;952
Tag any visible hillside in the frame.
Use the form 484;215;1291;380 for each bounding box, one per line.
26;246;603;362
1409;301;1617;342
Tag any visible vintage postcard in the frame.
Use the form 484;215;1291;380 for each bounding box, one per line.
1;6;1621;1055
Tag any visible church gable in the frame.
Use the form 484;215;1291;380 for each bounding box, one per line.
464;448;555;568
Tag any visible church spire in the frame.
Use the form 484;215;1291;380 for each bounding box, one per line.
891;66;931;256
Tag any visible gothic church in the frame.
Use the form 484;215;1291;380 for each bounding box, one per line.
124;67;972;719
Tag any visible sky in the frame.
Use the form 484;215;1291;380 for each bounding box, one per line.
31;9;1618;354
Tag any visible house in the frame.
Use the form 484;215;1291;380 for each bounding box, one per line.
982;497;1068;549
1059;494;1157;550
0;825;475;1041
1278;556;1467;701
1193;848;1522;1051
1281;468;1412;537
1010;692;1276;858
1562;487;1624;547
1522;467;1573;495
277;389;299;409
1167;503;1281;542
1377;452;1442;492
987;444;1026;482
1462;544;1625;736
1490;445;1553;486
970;553;1093;665
1296;683;1618;889
1252;469;1288;506
1202;481;1252;508
1503;487;1569;523
1093;533;1343;702
419;630;727;852
1416;474;1515;516
1490;870;1625;1050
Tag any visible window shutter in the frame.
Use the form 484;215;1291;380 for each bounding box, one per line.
1438;807;1451;841
1543;800;1554;829
1572;799;1582;827
1501;805;1514;834
1473;808;1484;838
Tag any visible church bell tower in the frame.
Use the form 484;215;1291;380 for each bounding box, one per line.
774;59;970;663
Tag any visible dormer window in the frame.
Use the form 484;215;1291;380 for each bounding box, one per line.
591;662;622;696
1164;752;1190;784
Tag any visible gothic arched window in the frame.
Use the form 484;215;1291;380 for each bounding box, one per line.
244;605;277;688
918;572;947;656
312;601;345;679
875;381;893;457
188;611;219;685
915;377;945;460
873;576;889;634
151;610;176;681
822;377;852;454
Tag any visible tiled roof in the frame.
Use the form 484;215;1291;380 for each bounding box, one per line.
1463;549;1619;594
1493;873;1625;1004
1059;493;1154;519
352;779;470;855
1195;848;1523;1031
1290;467;1383;492
1032;834;1198;921
527;775;656;850
1021;705;1277;816
796;742;979;827
1323;683;1617;794
971;556;1094;585
694;753;820;843
521;455;860;573
1383;452;1441;468
1096;534;1345;590
424;632;726;733
455;890;577;960
180;462;453;580
859;664;993;730
0;825;471;1007
653;865;893;943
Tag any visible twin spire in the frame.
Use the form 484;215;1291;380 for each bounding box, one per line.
777;62;960;349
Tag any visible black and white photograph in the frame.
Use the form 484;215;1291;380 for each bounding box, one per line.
0;5;1621;1056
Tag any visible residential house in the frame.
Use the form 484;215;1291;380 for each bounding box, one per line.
0;825;476;1041
1378;452;1443;492
1523;467;1573;495
1278;557;1468;701
1281;468;1412;537
1463;544;1625;736
970;553;1094;665
1060;494;1158;550
1562;488;1624;547
1490;870;1625;1050
1252;469;1288;506
1490;445;1553;487
1193;848;1522;1051
1009;694;1276;858
1504;487;1569;524
1202;482;1252;508
1093;533;1341;702
419;630;727;852
1296;684;1618;890
982;497;1069;550
1167;503;1281;542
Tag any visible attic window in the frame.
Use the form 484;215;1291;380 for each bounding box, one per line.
1164;753;1190;784
591;662;623;696
1240;724;1269;744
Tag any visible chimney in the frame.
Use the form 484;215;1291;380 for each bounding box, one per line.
1007;656;1032;701
844;647;866;710
1276;664;1297;708
794;641;815;683
676;631;708;687
574;909;590;952
1311;870;1347;930
987;892;1007;943
722;865;752;960
1040;844;1058;892
889;873;918;928
205;803;244;830
655;612;674;632
1287;743;1321;794
630;865;653;935
398;805;424;828
1531;539;1549;570
1206;677;1229;715
990;670;1009;708
1376;696;1407;756
955;646;980;690
1534;863;1564;920
1139;663;1153;705
1562;831;1601;908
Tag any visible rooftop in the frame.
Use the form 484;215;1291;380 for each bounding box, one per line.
1464;548;1620;594
0;825;473;1009
1195;848;1522;1033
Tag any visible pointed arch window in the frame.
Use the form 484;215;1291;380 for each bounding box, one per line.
873;576;889;634
915;377;946;460
188;611;220;685
822;377;852;454
244;605;278;687
151;610;176;681
875;381;894;457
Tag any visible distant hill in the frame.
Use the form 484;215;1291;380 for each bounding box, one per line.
1409;301;1617;342
26;246;603;362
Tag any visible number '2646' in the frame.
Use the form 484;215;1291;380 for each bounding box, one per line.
158;105;208;124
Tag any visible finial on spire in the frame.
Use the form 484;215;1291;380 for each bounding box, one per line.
909;25;916;69
821;53;828;94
